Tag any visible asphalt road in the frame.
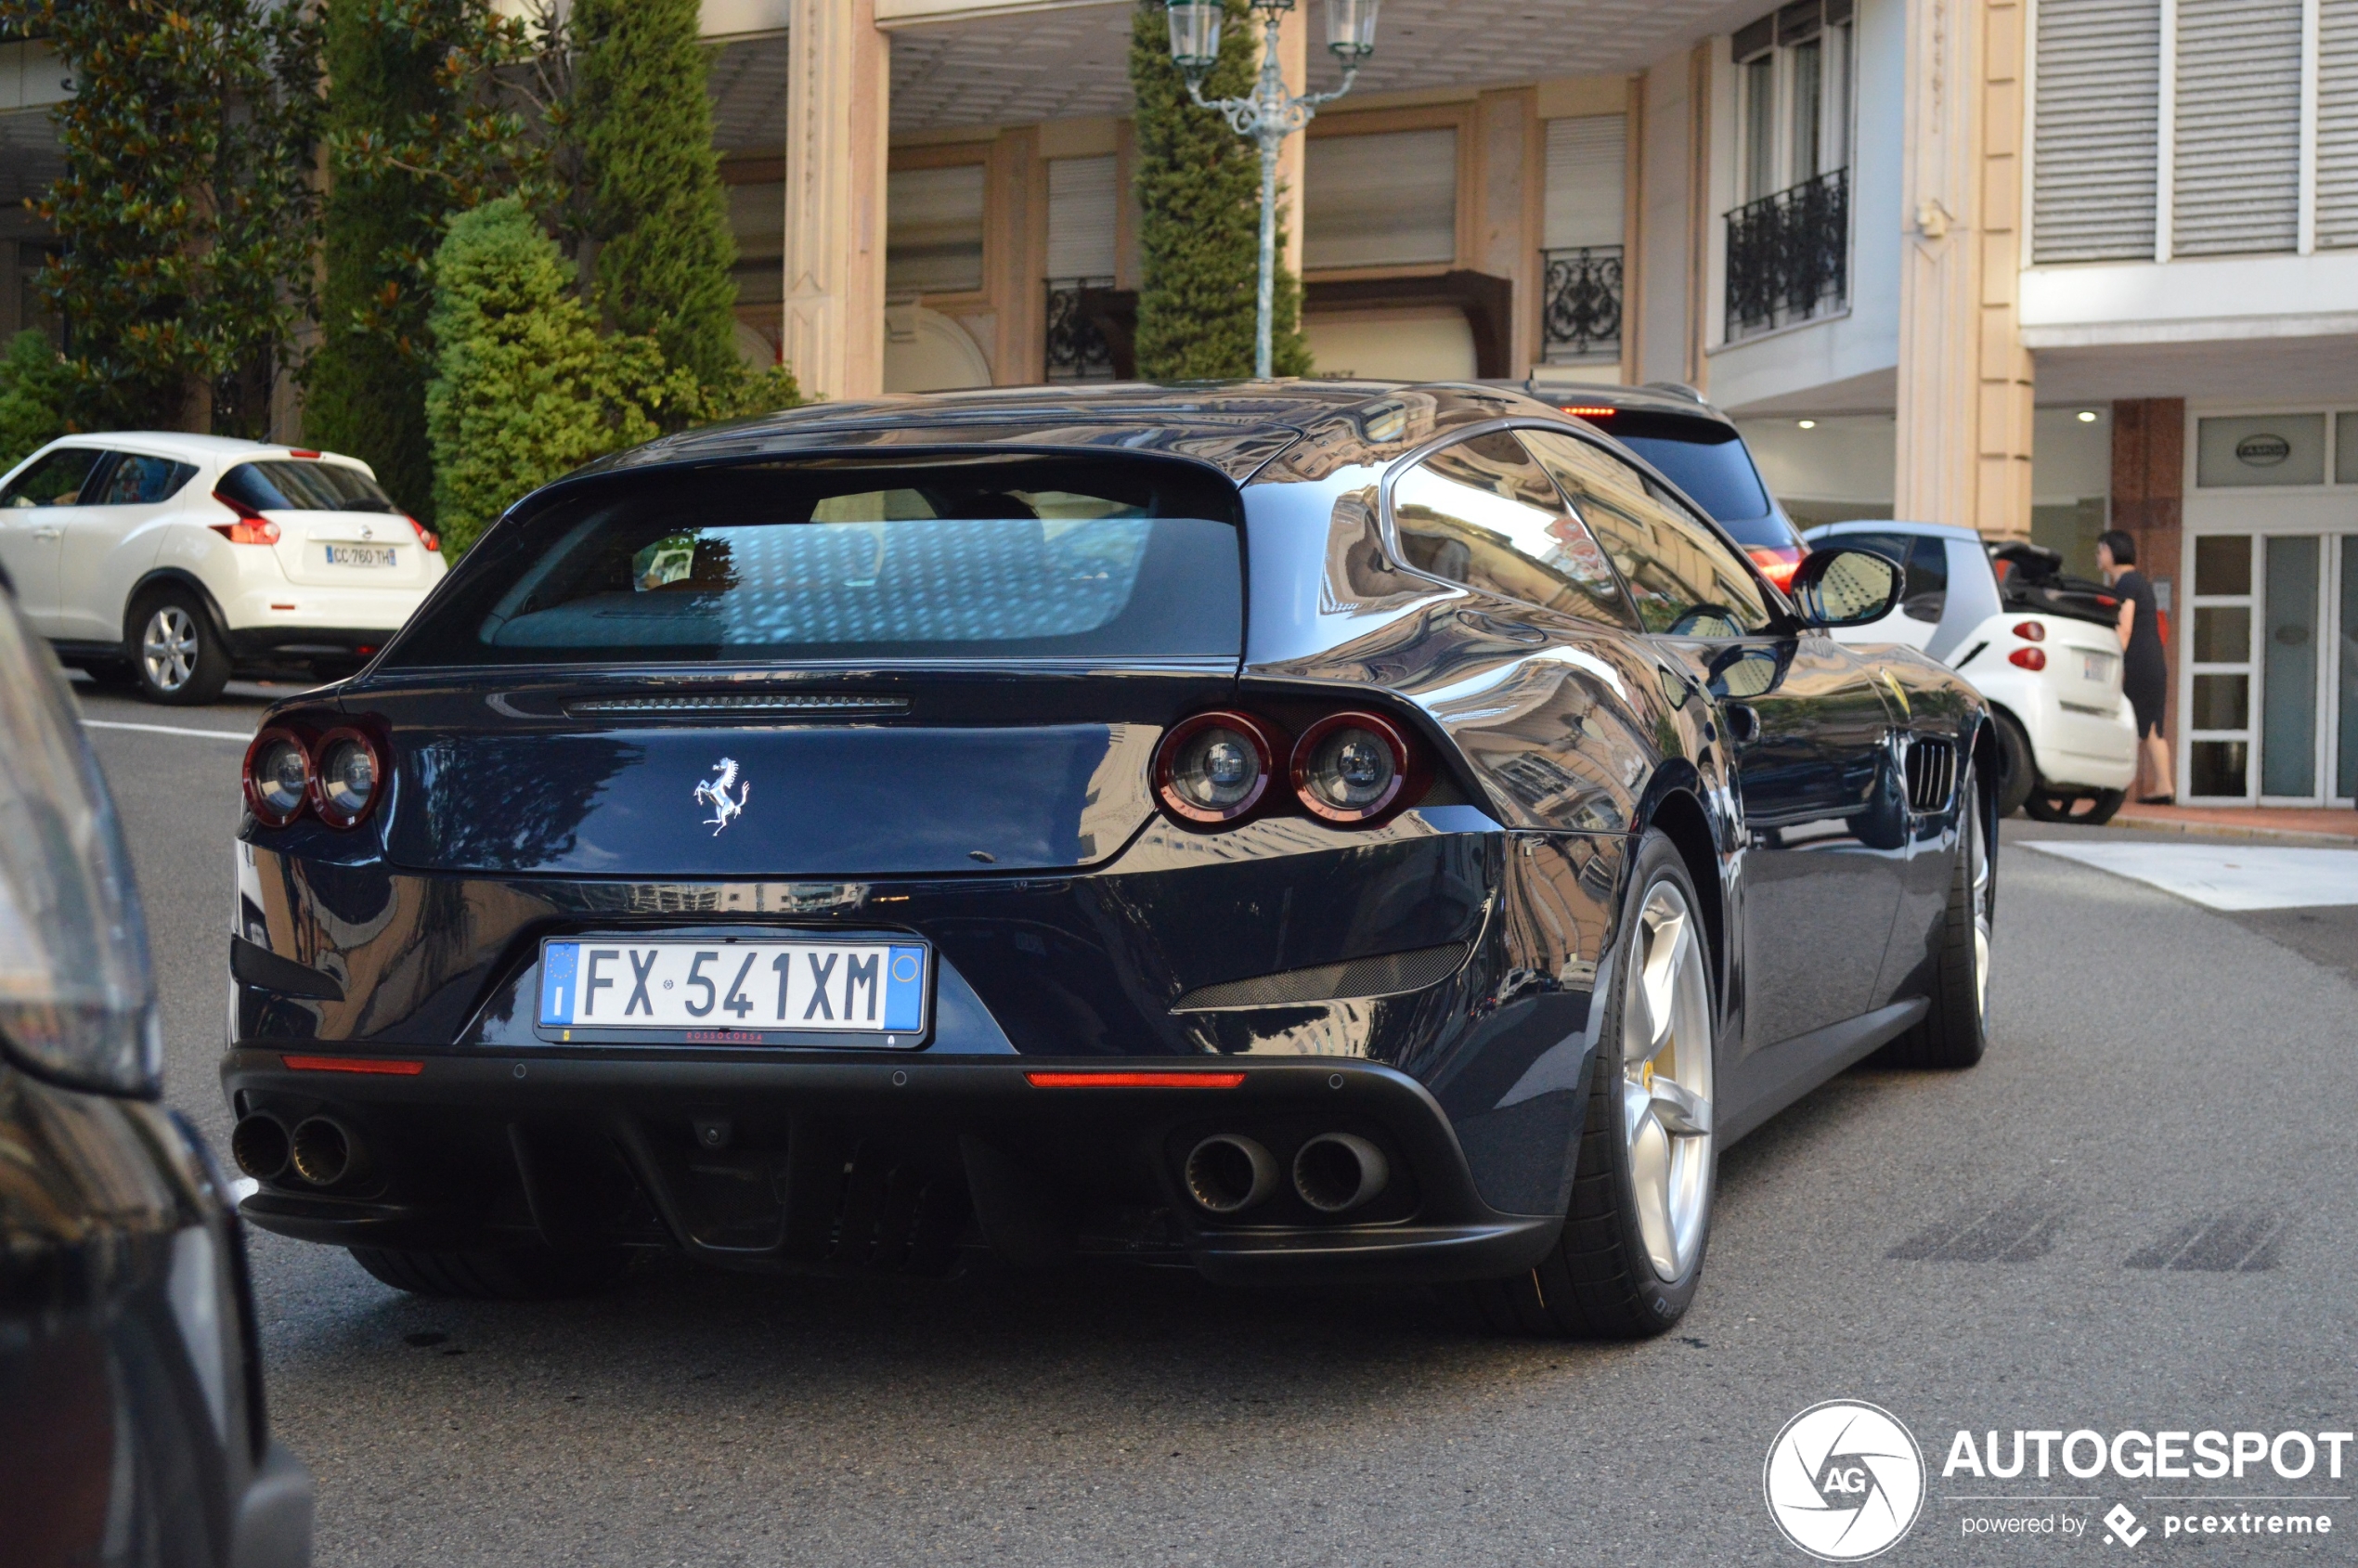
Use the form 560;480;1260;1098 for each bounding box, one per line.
75;679;2357;1566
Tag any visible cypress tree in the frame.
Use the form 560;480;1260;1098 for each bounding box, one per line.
1128;0;1310;381
424;199;694;554
305;4;443;518
573;0;742;395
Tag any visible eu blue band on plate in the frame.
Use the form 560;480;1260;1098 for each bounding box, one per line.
540;941;580;1026
885;945;925;1031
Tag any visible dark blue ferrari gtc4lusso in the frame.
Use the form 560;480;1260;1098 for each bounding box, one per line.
220;382;1994;1337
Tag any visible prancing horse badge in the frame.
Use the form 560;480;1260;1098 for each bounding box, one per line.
693;757;749;836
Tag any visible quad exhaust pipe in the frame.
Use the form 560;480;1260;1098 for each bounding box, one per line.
1182;1132;1391;1216
230;1114;291;1182
275;1116;369;1188
1184;1134;1277;1213
1292;1134;1389;1213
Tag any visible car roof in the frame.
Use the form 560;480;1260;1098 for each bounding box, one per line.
34;433;372;472
571;380;1582;484
1805;519;1987;543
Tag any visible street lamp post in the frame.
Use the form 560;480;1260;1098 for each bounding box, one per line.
1165;0;1380;378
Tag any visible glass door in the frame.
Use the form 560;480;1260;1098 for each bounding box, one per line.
2260;536;2322;799
2338;535;2358;804
2186;536;2255;800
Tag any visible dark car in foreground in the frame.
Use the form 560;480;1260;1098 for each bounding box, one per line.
0;588;310;1566
220;382;1993;1338
1521;381;1812;592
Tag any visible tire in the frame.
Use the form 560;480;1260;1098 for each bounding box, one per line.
126;587;231;705
1464;829;1716;1338
2021;785;2124;825
1991;711;2036;818
349;1244;628;1300
1882;765;1992;1069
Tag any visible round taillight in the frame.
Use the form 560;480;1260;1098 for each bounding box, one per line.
2009;646;2047;671
311;729;383;827
2013;620;2046;642
244;729;311;826
1291;711;1412;823
1154;712;1277;825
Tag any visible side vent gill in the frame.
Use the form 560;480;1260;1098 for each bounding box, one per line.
1170;941;1471;1014
1905;737;1957;812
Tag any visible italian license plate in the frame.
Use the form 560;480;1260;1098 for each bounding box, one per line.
537;939;927;1040
325;543;397;567
2081;651;2116;682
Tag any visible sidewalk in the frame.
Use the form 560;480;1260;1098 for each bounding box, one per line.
2108;802;2358;843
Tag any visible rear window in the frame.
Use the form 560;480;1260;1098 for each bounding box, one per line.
218;460;396;513
1576;412;1783;542
386;457;1245;667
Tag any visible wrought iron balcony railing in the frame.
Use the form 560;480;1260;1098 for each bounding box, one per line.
1045;276;1119;381
1538;245;1624;363
1723;168;1848;342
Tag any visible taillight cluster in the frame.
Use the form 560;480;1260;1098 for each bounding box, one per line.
210;490;281;546
2008;618;2048;670
1747;544;1804;593
1153;709;1425;830
244;724;388;829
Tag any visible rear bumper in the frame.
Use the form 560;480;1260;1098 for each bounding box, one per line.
226;625;398;661
220;1048;1570;1285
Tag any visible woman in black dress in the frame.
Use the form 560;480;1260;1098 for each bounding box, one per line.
2098;529;2172;804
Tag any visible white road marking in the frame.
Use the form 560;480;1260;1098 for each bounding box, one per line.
2021;840;2358;911
83;719;253;742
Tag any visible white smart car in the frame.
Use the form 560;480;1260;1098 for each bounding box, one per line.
0;434;446;704
1805;520;2138;823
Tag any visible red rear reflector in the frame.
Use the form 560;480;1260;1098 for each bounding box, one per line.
1025;1071;1247;1089
1557;406;1617;417
280;1055;423;1075
2009;646;2047;671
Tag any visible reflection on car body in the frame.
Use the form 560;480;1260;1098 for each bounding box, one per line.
218;382;1994;1339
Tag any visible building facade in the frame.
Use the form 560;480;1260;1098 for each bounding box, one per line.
0;0;2350;802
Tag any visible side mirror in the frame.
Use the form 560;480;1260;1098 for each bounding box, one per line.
1790;547;1904;628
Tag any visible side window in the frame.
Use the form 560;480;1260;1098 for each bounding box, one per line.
1522;427;1772;637
92;454;197;506
2;447;104;508
1388;430;1637;628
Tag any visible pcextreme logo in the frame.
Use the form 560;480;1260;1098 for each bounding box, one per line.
1765;1400;1927;1562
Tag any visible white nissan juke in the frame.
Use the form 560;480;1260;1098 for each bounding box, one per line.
0;434;446;704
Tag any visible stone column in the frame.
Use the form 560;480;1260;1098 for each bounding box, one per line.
784;0;888;401
1275;6;1306;283
1896;0;2033;537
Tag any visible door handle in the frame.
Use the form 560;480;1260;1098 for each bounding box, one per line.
31;525;60;540
1724;703;1761;744
1458;608;1546;645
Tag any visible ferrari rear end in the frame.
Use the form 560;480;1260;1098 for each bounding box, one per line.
221;438;1613;1290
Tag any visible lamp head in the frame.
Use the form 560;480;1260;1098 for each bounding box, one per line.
1324;0;1379;63
1165;1;1225;79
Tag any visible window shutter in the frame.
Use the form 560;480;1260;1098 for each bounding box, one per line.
2172;0;2304;255
1544;115;1627;251
1045;155;1118;280
1304;128;1458;270
2317;0;2358;248
2033;0;2161;263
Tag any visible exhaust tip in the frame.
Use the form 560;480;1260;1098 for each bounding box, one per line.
288;1117;366;1188
229;1114;290;1182
1293;1133;1389;1213
1183;1134;1277;1214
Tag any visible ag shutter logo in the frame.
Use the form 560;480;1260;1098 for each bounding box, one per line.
1766;1400;1927;1562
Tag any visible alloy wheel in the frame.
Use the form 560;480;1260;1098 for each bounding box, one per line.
140;604;199;693
1968;793;1992;1023
1621;879;1714;1280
